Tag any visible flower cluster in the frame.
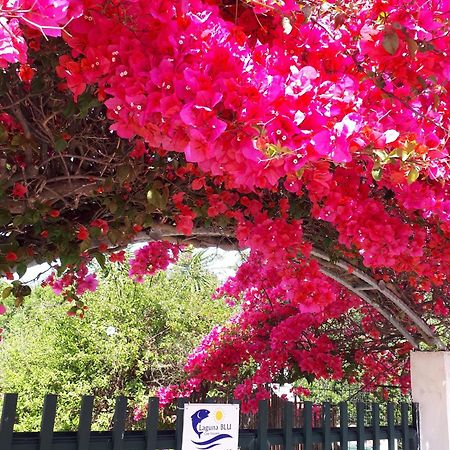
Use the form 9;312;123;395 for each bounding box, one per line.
55;0;450;193
0;0;83;68
43;263;98;317
129;241;181;282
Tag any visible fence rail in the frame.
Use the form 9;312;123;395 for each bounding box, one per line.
0;394;419;450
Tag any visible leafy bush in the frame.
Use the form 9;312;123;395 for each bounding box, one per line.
0;254;231;430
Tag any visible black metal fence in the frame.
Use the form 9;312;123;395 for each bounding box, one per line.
0;394;419;450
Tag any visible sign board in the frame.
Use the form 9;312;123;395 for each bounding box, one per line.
182;403;240;450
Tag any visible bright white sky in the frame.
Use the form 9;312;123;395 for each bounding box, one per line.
20;247;243;285
200;248;244;281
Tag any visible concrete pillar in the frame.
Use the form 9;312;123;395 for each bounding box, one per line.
411;351;450;450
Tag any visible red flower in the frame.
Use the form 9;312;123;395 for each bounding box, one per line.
5;252;17;262
98;243;108;252
132;224;143;233
4;272;13;280
175;215;194;235
90;219;109;235
28;39;41;52
56;82;68;92
191;178;205;190
95;87;106;102
130;141;147;159
49;209;60;218
40;230;49;238
77;226;89;241
18;64;35;83
109;251;126;263
14;154;26;169
12;183;27;198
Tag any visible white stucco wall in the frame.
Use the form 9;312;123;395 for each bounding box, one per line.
411;351;450;450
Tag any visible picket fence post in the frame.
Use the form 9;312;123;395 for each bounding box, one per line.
0;393;420;450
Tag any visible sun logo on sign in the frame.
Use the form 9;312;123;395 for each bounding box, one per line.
215;409;223;421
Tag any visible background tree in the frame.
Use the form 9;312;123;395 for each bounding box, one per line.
0;253;231;430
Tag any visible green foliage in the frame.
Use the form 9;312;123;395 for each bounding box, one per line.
294;378;409;404
0;255;231;431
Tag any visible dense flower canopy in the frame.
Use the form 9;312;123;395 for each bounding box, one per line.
1;0;450;406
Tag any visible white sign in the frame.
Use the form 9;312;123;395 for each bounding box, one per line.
182;403;240;450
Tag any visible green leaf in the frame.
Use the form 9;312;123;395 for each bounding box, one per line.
0;209;12;226
54;138;68;152
78;92;101;117
147;189;166;209
79;238;92;253
407;167;420;184
0;125;8;143
93;252;106;270
116;165;130;183
59;252;80;270
0;253;233;429
89;227;101;239
16;262;27;278
62;100;77;118
216;216;230;228
161;186;169;208
107;229;122;245
2;286;12;299
401;148;412;161
104;178;114;192
13;216;24;227
143;215;153;227
10;135;28;147
23;209;41;225
371;166;383;181
106;200;118;214
382;32;399;55
373;150;389;163
147;189;155;204
406;38;418;57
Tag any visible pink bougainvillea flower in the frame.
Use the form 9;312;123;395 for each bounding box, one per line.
0;18;27;68
76;273;98;295
129;241;181;282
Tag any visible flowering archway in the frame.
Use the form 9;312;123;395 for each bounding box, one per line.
1;0;450;406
